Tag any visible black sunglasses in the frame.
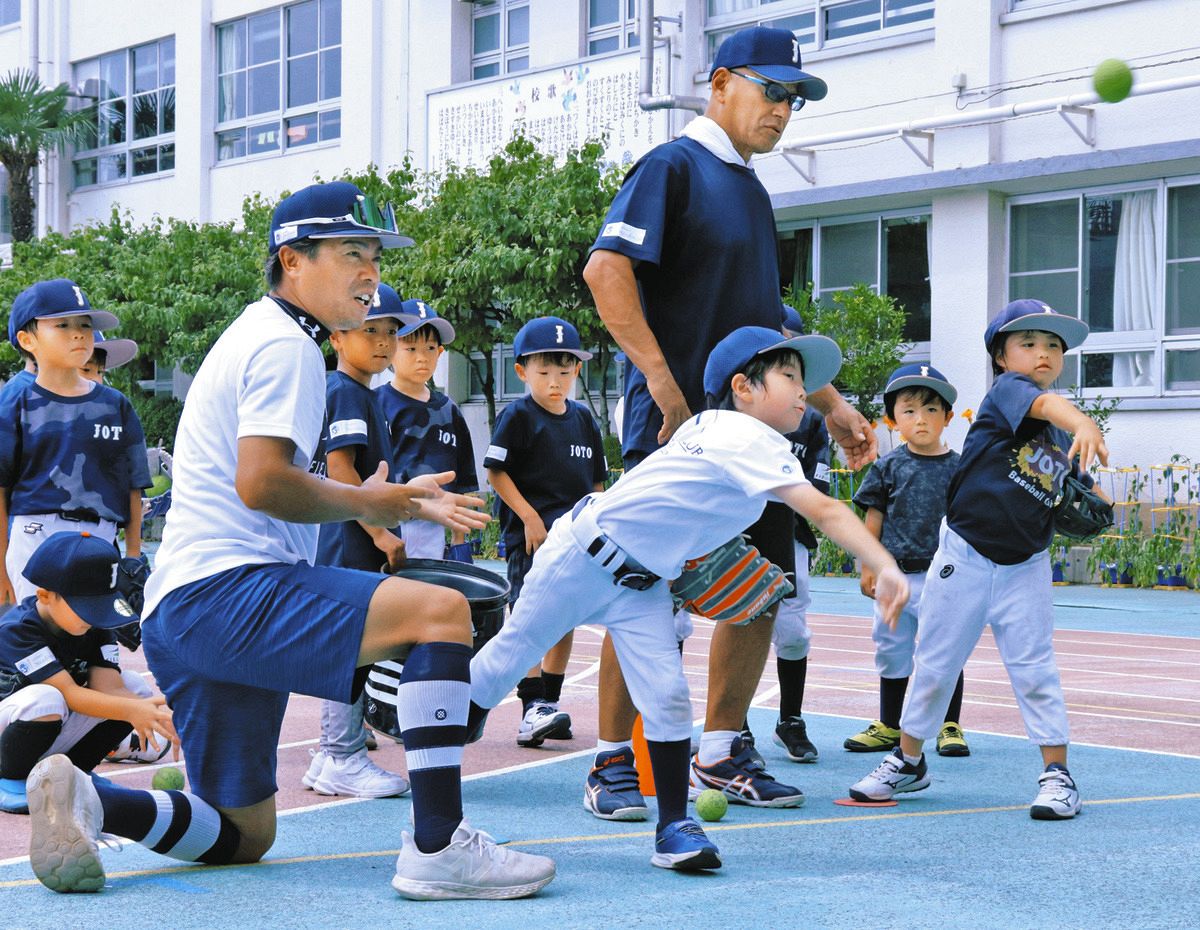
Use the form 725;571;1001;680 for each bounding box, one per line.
732;71;806;112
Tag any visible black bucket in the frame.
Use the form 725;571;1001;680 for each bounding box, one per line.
364;559;508;742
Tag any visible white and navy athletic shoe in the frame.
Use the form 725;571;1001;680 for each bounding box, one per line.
517;701;572;748
391;820;555;900
541;701;573;740
651;818;722;871
27;755;110;893
583;747;649;821
1030;763;1081;820
848;748;931;802
688;736;805;808
310;748;409;798
106;732;172;764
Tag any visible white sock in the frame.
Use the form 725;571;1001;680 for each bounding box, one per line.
902;751;922;766
596;739;631;755
697;730;738;766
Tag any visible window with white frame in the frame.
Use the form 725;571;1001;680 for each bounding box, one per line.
778;211;932;344
72;38;175;188
0;0;19;27
588;0;640;56
215;0;341;162
1008;181;1200;397
470;0;530;81
706;0;934;67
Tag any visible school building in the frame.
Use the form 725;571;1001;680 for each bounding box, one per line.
1;0;1198;473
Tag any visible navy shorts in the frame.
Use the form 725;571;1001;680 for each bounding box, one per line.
142;562;384;809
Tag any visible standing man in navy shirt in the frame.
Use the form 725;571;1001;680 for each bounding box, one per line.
582;26;878;817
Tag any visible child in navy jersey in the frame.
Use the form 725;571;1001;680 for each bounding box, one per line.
303;285;412;799
850;299;1108;820
483;317;608;748
377;297;478;563
0;279;150;607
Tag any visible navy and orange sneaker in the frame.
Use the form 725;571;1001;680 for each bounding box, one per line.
583;747;649;821
688;736;805;808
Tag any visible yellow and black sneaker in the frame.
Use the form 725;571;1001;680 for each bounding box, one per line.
936;722;971;757
843;721;901;752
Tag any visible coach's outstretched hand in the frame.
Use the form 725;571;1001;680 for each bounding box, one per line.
872;565;909;630
356;461;432;526
824;399;878;470
408;471;492;534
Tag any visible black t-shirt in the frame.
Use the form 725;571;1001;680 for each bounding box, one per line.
483;395;608;552
946;373;1088;564
0;598;119;702
854;445;960;563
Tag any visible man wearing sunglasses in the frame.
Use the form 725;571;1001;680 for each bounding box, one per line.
582;27;878;820
26;181;556;900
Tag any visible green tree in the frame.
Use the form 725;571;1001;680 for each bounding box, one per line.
0;70;91;243
789;282;907;425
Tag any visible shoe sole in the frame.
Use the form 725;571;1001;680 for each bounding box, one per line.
937;744;971;757
28;756;105;893
1030;802;1081;821
848;775;931;803
650;849;723;870
843;740;900;752
773;734;818;763
583;794;649;821
687;782;804;808
311;780;410;799
517;714;572;748
391;872;555;900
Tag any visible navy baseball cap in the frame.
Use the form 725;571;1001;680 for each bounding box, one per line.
8;279;119;349
710;26;828;100
24;532;137;630
398;298;456;344
92;332;138;370
269;181;414;254
884;363;957;407
780;303;805;334
513;316;592;361
365;284;411;324
704;326;842;400
985;299;1090;353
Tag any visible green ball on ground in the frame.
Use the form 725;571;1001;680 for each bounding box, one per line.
152;766;185;791
695;788;728;822
1093;59;1133;103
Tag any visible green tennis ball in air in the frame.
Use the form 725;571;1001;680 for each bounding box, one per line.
1092;59;1133;103
152;767;185;791
695;788;728;822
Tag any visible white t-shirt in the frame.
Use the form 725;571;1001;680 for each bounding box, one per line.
143;297;328;616
589;409;808;578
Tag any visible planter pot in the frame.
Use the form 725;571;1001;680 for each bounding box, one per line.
1102;562;1136;588
1155;563;1190;590
1052;561;1068;585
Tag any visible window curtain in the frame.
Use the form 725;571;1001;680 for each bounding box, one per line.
1112;190;1157;387
218;28;241;124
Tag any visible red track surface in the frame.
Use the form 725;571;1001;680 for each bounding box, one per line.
4;611;1197;860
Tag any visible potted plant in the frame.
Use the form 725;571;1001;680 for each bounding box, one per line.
1051;534;1072;585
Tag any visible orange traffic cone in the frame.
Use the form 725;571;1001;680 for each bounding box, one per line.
631;715;656;797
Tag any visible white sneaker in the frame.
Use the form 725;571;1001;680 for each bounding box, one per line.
27;754;109;892
106;732;172;764
311;748;409;798
391;820;555;900
301;749;327;789
848;748;931;802
1030;764;1081;820
516;701;571;748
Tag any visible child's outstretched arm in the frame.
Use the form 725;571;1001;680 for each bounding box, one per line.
1028;393;1110;471
772;483;909;628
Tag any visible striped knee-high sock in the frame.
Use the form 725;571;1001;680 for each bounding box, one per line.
396;641;471;853
92;780;241;864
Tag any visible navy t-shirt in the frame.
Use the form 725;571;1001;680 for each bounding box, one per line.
0;597;119;702
786;407;831;549
591;137;784;456
0;380;151;522
376;385;478;493
0;370;35;405
316;371;396;571
483;395;608;553
854;445;960;563
946;373;1088;565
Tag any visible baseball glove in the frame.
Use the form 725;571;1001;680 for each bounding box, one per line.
1053;475;1114;541
112;555;152;651
670;535;794;626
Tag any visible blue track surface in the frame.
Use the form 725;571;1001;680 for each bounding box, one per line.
4;711;1198;930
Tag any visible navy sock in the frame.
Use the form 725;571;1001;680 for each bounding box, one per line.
396;642;471;854
65;719;132;772
880;676;909;728
645;738;691;830
0;720;62;779
516;676;544;712
777;656;808;720
93;780;241;864
541;672;565;705
945;671;965;723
